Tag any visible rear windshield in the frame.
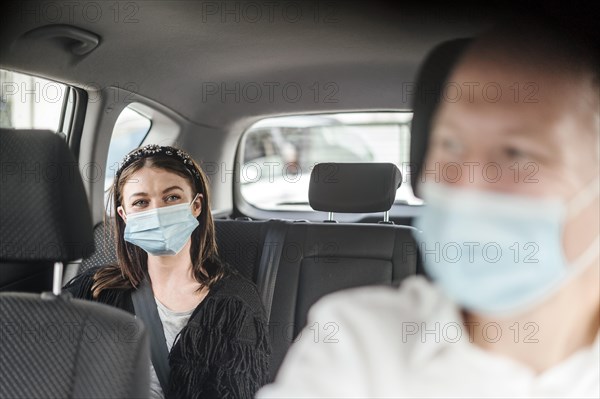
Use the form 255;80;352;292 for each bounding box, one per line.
240;112;421;211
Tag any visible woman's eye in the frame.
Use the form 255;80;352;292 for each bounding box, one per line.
165;195;180;202
132;199;148;207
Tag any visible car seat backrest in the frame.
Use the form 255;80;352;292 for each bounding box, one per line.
0;129;149;398
78;221;118;273
1;293;149;398
268;221;417;378
214;219;270;282
265;162;418;379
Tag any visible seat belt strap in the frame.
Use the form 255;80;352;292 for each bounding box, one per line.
131;278;171;396
256;220;289;323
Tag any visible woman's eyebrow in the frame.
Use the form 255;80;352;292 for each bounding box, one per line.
162;186;184;194
129;192;148;199
128;186;183;199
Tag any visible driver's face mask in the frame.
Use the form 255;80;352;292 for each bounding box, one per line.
123;194;200;256
412;179;599;316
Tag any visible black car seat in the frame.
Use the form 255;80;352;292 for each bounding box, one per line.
266;163;419;379
0;129;150;398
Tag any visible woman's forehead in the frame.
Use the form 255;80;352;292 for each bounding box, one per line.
122;166;193;192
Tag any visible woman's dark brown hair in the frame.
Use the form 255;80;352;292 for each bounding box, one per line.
91;147;225;298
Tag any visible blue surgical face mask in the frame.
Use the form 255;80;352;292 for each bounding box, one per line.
123;194;200;256
413;181;599;316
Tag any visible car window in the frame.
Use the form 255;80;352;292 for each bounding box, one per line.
0;69;68;133
104;106;152;209
240;112;421;211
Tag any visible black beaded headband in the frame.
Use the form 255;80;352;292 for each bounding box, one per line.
115;144;201;184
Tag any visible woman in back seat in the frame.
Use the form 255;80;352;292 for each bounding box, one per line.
64;144;270;399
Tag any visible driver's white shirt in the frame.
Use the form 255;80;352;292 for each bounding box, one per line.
257;276;600;398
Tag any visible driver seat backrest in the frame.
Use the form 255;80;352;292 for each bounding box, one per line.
0;129;150;398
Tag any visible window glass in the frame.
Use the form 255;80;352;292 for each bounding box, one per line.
1;69;68;132
104;106;152;209
240;112;420;211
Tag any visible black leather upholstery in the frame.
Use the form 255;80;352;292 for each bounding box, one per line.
268;222;417;378
0;129;150;398
409;39;473;196
309;163;402;213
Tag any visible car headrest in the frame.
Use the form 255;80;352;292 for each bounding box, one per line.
410;38;473;197
0;129;94;262
309;163;401;213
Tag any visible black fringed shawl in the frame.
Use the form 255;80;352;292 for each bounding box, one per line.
63;267;271;399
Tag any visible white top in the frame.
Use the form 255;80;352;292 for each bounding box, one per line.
257;276;600;398
149;299;194;399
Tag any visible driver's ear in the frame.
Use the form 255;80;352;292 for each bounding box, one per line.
117;205;127;222
192;194;203;217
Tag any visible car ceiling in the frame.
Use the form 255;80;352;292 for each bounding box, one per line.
1;1;499;129
1;1;595;131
